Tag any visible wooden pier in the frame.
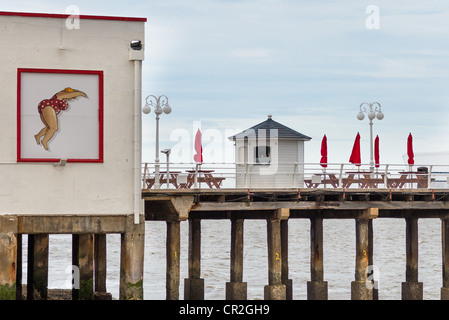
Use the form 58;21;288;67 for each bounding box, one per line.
143;188;449;300
2;187;449;300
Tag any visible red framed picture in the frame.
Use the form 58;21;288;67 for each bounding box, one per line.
17;68;103;162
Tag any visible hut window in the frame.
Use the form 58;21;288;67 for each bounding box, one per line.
255;146;271;164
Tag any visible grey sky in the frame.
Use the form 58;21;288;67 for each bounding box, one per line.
2;1;449;165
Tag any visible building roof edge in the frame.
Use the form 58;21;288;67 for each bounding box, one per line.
0;11;147;22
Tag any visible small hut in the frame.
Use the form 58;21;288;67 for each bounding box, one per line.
228;115;311;188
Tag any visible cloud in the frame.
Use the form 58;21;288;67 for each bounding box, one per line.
229;48;273;59
371;58;429;79
4;0;449;164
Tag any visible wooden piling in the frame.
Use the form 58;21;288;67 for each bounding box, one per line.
230;218;244;283
226;218;247;300
307;217;328;300
264;215;286;300
402;217;423;300
281;219;292;300
27;234;49;300
94;234;110;299
351;218;373;300
442;218;449;300
119;215;145;300
368;219;378;300
184;218;204;300
94;234;107;292
72;234;94;300
166;220;180;300
26;235;34;300
0;215;18;300
72;234;80;300
15;234;22;300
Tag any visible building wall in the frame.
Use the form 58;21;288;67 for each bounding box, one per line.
0;13;145;215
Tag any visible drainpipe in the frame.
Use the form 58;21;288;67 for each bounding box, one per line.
129;41;144;224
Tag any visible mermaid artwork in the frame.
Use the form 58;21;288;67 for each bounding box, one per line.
34;87;87;151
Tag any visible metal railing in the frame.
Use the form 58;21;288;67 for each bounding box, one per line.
142;162;449;190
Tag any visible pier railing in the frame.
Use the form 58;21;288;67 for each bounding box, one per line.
142;162;449;190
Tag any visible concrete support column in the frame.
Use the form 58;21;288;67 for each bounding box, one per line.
226;218;247;300
120;215;145;300
281;219;292;300
0;215;18;300
351;218;373;300
264;215;286;300
27;234;49;300
72;234;94;300
442;218;449;300
402;217;423;300
166;220;181;300
307;217;328;300
184;218;204;300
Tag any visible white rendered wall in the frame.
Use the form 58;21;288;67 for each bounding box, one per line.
0;13;145;215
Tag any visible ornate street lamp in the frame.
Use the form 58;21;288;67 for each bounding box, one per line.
357;102;384;171
143;95;172;189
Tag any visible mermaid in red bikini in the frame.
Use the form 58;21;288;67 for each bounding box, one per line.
34;87;87;150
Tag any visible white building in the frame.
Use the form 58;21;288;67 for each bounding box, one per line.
0;11;146;217
229;115;311;188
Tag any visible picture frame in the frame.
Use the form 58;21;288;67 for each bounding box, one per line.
17;68;104;162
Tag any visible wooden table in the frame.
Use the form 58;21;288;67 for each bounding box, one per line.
387;171;430;189
145;170;226;189
342;171;373;188
184;170;225;189
144;171;182;189
304;173;339;188
338;171;387;189
361;173;385;188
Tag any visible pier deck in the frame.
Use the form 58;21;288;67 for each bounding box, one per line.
143;188;449;219
143;188;449;300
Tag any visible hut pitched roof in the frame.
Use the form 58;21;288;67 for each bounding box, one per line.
229;115;311;141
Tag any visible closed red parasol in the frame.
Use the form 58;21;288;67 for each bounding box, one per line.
407;133;414;165
349;132;361;166
374;135;380;168
193;129;203;163
320;134;327;168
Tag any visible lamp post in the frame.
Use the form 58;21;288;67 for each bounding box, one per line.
357;102;384;172
143;95;172;189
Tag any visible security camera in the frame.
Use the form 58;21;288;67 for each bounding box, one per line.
161;149;171;155
130;40;142;50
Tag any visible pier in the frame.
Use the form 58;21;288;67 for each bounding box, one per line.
143;187;449;300
2;163;449;300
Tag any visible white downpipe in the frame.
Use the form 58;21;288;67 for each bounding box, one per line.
133;59;143;224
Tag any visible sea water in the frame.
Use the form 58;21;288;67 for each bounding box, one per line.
20;218;443;300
